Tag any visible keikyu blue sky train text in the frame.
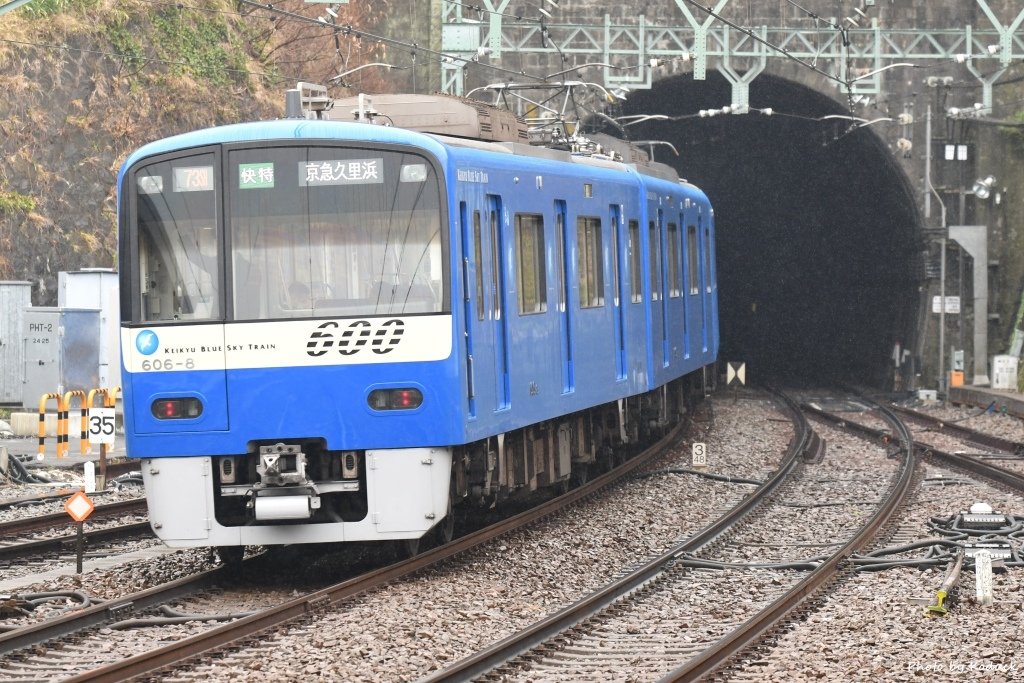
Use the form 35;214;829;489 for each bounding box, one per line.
117;85;719;558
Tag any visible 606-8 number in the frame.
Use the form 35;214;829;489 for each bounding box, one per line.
141;358;194;371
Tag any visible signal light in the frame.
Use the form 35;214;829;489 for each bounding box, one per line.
151;397;203;419
367;388;423;411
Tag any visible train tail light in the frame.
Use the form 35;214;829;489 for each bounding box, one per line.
151;397;203;419
368;388;423;411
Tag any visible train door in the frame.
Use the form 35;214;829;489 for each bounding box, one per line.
488;194;511;410
700;211;716;353
685;221;701;358
459;201;477;418
647;202;666;376
666;214;684;366
610;205;626;380
555;200;574;393
627;218;650;387
657;208;669;368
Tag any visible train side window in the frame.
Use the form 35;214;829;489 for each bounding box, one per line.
648;221;661;301
577;216;604;308
490;209;502;320
610;217;620;307
474;211;485;320
515;213;547;315
687;224;700;295
704;224;714;293
628;219;642;303
667;222;681;297
555;209;567;311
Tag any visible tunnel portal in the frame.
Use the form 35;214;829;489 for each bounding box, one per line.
620;73;921;387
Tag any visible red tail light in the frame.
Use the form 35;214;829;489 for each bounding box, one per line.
368;388;423;411
151;397;203;419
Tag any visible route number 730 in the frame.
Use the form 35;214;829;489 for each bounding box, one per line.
88;408;116;445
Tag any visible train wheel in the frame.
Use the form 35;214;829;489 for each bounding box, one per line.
216;546;244;567
434;505;455;546
434;485;456;546
595;447;615;474
570;463;589;488
555;477;571;496
397;537;421;559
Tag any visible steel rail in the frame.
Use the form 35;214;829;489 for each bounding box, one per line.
0;566;226;655
917;444;1024;492
656;397;918;682
0;521;152;563
62;421;693;683
0;498;147;537
807;405;1024;494
0;463;140;511
889;403;1024;455
419;388;815;683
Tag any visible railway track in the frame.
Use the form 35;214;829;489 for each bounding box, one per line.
807;403;1024;494
889;403;1024;455
414;390;912;682
0;463;140;512
0;521;152;567
1;417;700;682
0;499;146;537
12;392;1020;681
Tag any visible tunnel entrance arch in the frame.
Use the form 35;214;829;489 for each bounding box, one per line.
618;72;922;387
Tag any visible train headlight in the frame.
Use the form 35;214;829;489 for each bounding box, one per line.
151;397;203;419
367;388;423;411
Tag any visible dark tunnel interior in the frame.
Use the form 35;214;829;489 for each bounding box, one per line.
616;73;922;387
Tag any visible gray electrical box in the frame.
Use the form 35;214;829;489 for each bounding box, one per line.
22;307;100;409
58;269;120;390
0;281;32;404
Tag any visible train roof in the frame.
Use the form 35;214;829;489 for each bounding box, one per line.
330;93;682;183
119;91;687;188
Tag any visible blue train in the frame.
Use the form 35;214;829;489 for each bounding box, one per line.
117;87;718;557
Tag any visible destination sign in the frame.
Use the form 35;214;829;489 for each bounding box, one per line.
299;158;383;186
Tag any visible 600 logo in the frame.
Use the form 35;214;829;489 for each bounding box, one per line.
306;319;405;357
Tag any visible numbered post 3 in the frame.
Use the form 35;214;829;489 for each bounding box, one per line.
691;442;707;468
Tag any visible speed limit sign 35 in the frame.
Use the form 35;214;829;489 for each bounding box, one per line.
88;407;116;445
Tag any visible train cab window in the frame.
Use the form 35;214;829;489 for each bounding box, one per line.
515;213;547;315
667;222;681;298
648;221;661;301
687;224;700;295
577;216;604;308
130;152;222;322
227;146;445;320
628;220;642;303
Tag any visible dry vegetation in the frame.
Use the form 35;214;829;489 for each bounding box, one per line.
0;0;391;303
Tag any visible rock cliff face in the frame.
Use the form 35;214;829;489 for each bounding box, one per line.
0;0;397;304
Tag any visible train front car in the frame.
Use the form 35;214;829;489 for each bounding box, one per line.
117;120;459;550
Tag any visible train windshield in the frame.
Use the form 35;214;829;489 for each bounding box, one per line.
128;144;446;323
